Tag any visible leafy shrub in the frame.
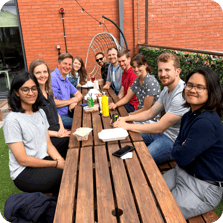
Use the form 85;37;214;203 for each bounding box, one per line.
140;47;223;87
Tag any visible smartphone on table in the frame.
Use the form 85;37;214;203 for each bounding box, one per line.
112;145;135;157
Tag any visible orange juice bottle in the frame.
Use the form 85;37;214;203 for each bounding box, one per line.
102;92;109;117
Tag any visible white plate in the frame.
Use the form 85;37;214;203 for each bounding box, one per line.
81;81;94;88
98;128;128;142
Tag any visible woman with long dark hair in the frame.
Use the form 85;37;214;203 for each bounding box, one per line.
29;59;70;158
67;56;87;87
3;72;64;193
163;67;223;219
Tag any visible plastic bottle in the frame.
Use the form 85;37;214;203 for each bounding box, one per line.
102;92;109;117
87;93;94;107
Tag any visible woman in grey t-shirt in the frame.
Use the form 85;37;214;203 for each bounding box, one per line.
3;72;64;194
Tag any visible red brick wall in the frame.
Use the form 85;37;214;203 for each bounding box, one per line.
135;0;223;51
17;0;223;75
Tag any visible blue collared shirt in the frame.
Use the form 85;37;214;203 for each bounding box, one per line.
51;68;77;116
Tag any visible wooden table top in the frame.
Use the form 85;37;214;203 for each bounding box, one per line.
53;86;186;223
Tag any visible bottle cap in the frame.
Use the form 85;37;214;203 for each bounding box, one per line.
102;92;106;95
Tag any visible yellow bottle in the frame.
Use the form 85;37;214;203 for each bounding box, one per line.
102;92;109;117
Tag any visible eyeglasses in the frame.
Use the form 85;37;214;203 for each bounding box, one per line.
20;86;38;95
96;57;103;63
185;83;207;93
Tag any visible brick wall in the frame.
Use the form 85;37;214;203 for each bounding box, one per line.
17;0;223;76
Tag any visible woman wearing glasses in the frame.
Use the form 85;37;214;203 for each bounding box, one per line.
66;56;87;88
3;72;64;193
29;59;70;159
163;67;223;219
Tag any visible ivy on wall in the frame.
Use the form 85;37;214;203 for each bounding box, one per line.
140;47;223;87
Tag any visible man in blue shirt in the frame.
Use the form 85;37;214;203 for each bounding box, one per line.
103;47;123;95
51;53;83;129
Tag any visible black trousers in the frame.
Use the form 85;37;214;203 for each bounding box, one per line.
13;156;63;193
50;136;69;159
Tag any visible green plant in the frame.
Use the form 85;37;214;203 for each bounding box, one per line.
140;47;223;86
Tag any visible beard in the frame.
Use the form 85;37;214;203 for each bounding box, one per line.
159;76;175;86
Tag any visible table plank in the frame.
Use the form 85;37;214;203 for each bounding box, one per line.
69;100;82;149
120;142;164;223
76;146;94;223
133;141;186;222
92;111;105;146
82;109;93;147
95;145;117;223
108;143;140;223
54;148;79;223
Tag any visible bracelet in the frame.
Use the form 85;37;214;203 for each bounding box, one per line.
55;156;62;161
55;160;58;168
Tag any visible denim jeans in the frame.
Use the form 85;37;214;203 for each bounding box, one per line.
124;102;135;113
141;133;174;164
61;113;73;129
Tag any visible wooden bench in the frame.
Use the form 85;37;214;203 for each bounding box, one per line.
0;100;8;121
158;160;220;223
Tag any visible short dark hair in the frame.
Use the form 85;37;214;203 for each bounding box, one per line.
117;49;130;58
107;47;118;54
130;53;153;74
58;53;73;63
95;52;104;58
8;71;43;113
183;67;223;117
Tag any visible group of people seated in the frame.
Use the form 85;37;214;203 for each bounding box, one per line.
3;48;223;220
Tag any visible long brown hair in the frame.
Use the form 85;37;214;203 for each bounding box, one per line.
29;59;53;95
71;56;87;85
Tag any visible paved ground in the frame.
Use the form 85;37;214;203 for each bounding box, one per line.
0;99;9;128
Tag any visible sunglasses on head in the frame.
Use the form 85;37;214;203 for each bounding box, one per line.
96;57;103;62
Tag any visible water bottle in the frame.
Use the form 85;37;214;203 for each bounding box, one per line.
87;93;94;107
102;92;109;117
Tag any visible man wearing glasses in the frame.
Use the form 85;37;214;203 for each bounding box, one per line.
95;52;110;84
51;53;83;129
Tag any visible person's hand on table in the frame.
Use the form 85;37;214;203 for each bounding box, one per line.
69;102;77;112
103;84;110;90
76;83;81;87
109;103;117;110
112;117;129;130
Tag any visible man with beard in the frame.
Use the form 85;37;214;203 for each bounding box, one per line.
103;47;123;95
95;52;110;84
113;52;189;164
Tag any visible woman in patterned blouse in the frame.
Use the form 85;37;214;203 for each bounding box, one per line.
110;54;161;121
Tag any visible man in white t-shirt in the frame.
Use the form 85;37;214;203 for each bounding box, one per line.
103;47;123;95
113;52;189;164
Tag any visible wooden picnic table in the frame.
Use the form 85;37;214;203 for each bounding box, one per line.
53;85;186;223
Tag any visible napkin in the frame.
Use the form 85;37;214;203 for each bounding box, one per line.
121;152;133;159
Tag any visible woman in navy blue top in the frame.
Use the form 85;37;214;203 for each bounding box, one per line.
163;67;223;219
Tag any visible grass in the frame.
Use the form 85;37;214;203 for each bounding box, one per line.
0;127;222;219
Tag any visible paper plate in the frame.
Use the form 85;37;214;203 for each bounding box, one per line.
98;128;128;142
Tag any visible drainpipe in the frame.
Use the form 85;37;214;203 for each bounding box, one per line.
145;0;148;44
119;0;124;49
